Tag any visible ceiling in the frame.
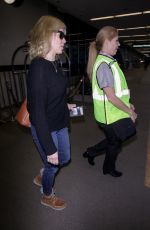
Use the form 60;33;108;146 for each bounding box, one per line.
46;0;150;57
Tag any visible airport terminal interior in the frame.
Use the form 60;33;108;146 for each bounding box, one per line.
0;0;150;229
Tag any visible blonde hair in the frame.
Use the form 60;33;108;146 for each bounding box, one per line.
28;15;66;60
87;26;118;80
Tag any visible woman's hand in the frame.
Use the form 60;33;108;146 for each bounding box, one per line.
130;103;135;111
67;103;76;111
129;104;137;122
129;109;137;123
47;152;59;165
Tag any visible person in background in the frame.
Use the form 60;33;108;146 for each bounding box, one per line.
27;15;75;210
83;26;137;177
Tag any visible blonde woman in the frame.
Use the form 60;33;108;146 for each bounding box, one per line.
27;16;75;210
83;26;137;177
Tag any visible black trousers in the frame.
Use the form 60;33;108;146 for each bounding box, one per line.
87;124;122;172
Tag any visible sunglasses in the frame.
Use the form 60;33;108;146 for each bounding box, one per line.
57;30;66;40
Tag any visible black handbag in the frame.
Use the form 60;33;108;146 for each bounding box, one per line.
111;118;136;141
102;88;136;141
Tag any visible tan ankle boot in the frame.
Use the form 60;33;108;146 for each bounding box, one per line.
41;194;66;210
33;174;42;186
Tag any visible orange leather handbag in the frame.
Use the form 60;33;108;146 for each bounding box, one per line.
15;98;30;128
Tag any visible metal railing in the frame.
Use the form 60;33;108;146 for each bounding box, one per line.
0;65;28;123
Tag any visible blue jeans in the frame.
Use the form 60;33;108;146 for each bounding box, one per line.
31;125;70;196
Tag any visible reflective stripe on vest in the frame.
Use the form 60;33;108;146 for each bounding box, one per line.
93;58;129;99
93;86;130;101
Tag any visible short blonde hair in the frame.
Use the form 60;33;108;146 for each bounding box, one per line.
28;15;66;60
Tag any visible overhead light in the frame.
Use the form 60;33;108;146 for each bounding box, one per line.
3;0;16;4
124;39;150;42
91;16;114;21
90;10;150;21
130;34;150;37
118;26;150;31
133;44;150;47
143;10;150;14
118;27;144;31
115;12;141;18
68;33;82;36
120;34;150;38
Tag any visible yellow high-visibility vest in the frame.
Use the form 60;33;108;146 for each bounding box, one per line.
92;54;130;124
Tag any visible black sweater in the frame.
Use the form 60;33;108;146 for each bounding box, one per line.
27;57;69;155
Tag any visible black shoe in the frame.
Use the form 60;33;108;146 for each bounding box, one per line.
103;170;123;177
83;151;95;166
